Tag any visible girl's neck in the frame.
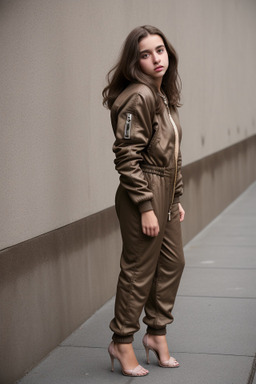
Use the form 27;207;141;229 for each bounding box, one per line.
158;89;166;98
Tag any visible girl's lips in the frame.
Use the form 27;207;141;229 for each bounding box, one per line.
154;66;164;72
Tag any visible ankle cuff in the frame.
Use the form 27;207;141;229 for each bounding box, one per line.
112;333;134;344
146;326;166;336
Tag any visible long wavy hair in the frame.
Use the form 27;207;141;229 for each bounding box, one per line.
102;25;182;112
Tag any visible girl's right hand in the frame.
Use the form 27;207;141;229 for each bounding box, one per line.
141;210;160;237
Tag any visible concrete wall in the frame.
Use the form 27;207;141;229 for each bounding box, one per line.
1;0;256;250
0;1;256;383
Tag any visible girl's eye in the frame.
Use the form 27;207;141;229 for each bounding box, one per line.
158;48;165;54
141;53;150;59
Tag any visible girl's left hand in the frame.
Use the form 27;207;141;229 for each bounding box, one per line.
178;203;185;222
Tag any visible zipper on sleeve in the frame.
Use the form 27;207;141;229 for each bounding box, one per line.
124;113;132;139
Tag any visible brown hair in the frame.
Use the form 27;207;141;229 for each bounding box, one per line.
102;25;182;111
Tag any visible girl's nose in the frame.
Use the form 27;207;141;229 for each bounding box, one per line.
153;54;160;64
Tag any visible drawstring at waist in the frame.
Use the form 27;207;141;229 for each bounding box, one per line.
141;163;176;222
141;164;175;177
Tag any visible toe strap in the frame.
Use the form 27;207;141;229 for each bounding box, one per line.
160;357;179;368
123;364;148;376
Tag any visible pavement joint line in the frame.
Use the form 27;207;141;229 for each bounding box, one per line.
184;266;256;270
185;245;256;248
161;352;255;358
186;244;256;247
58;345;255;359
177;295;256;299
59;345;107;349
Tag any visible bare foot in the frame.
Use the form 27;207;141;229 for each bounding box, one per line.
109;342;149;375
146;334;170;362
143;334;179;367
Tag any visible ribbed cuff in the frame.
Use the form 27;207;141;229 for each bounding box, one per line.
146;326;167;336
112;333;134;344
138;200;153;213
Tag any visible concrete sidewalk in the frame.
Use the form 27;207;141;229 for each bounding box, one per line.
18;182;256;384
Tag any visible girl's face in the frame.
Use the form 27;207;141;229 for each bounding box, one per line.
139;34;169;90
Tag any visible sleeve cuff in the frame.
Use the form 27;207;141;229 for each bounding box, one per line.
138;200;153;213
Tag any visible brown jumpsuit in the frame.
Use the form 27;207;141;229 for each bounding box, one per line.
110;83;185;343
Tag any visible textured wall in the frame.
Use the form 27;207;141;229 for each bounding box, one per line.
1;0;256;249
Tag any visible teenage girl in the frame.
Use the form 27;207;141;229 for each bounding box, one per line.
102;25;185;377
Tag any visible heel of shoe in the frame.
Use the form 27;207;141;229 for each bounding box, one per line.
108;342;115;372
142;334;150;364
109;353;115;372
144;345;150;364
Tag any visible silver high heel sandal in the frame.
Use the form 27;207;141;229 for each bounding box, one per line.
142;334;180;368
108;341;149;377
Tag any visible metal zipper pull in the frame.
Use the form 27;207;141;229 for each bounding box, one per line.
168;210;171;222
162;96;168;107
124;113;132;139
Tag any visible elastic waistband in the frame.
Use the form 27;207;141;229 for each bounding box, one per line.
141;164;174;177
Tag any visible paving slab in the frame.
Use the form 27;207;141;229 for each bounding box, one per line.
166;296;256;356
178;267;256;298
184;244;256;269
191;232;256;246
188;221;256;246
